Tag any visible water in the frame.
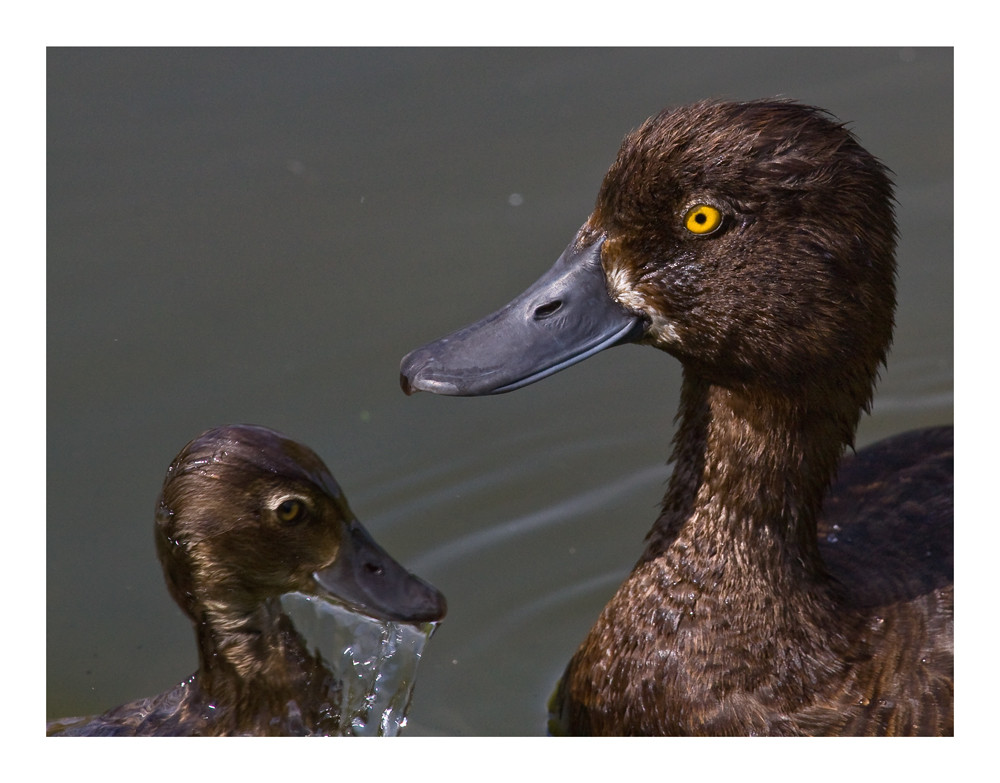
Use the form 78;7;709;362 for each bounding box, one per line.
46;48;953;736
278;593;437;736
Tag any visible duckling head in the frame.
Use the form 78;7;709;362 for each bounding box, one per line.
154;424;446;626
401;100;896;431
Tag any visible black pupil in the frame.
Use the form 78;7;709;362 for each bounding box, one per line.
694;212;707;224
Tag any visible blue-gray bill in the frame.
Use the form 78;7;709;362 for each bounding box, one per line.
400;236;645;396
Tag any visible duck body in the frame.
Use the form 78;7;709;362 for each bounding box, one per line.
554;421;952;736
48;425;446;737
400;100;953;736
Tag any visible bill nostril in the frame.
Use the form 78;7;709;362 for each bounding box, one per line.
534;300;563;319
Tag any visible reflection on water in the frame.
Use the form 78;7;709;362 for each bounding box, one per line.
279;593;438;736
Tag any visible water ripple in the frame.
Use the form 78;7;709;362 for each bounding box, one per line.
408;463;665;572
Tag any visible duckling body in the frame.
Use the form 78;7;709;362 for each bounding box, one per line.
48;425;446;736
48;611;344;736
400;100;953;736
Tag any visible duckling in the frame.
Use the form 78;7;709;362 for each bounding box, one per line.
47;424;446;736
400;100;952;736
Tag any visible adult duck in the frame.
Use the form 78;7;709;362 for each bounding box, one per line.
400;100;953;736
47;424;446;736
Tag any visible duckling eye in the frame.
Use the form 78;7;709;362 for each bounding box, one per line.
684;204;723;236
275;498;307;525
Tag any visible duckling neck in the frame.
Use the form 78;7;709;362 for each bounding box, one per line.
190;598;340;732
196;598;286;680
647;371;851;589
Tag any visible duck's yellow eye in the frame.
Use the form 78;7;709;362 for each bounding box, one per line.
684;204;723;235
276;498;306;525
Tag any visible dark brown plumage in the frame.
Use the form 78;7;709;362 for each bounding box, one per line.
47;424;446;736
401;100;953;735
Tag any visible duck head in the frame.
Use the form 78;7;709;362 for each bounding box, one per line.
154;424;446;626
401;100;896;425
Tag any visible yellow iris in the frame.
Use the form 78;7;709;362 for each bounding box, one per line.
684;204;723;235
276;498;306;524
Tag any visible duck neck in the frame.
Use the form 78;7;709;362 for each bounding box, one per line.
647;370;851;592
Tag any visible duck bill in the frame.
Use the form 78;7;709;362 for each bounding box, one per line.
312;519;447;624
400;235;645;396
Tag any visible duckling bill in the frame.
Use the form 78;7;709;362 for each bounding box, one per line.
400;100;953;736
48;424;446;736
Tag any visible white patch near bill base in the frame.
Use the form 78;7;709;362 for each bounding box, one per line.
605;264;681;346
